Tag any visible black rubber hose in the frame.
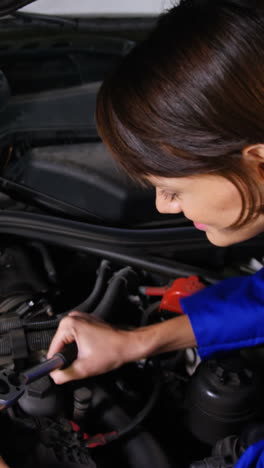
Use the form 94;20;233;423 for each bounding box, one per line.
30;242;57;284
14;12;156;34
27;330;55;351
88;361;162;444
0;316;59;333
0;335;11;355
91;267;137;321
78;249;219;284
0;211;222;283
116;369;161;439
0;329;55;355
91;386;171;468
0;317;22;334
23;318;60;331
76;259;111;313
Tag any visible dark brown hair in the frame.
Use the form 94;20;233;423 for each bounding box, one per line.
96;0;264;226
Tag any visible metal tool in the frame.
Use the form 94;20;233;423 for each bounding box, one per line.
0;342;77;410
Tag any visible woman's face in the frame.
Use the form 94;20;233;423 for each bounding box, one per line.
148;173;264;247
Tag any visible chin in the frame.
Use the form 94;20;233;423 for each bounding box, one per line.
205;231;245;247
206;234;234;247
206;227;262;247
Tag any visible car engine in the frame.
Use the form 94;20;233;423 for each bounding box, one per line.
0;241;261;468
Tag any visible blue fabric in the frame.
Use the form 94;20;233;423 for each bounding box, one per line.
180;267;264;360
234;440;264;468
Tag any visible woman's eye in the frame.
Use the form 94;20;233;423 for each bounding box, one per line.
160;190;180;202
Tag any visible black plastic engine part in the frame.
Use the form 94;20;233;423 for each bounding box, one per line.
189;456;234;468
212;435;242;461
185;356;263;445
73;387;93;422
0;32;134;94
239;423;264;451
4;142;166;226
0;82;99;148
0;245;47;310
18;375;62;417
190;425;264;468
29;444;97;468
25;420;97;468
0;71;10;111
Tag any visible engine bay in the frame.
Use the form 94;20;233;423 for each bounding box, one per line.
0;241;261;468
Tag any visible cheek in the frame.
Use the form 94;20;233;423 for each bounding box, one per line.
212;189;243;226
189;186;242;226
217;181;242;209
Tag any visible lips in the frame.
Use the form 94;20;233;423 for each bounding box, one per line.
193;222;209;231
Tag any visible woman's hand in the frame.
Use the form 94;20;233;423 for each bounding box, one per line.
47;311;196;384
47;311;136;384
0;457;10;468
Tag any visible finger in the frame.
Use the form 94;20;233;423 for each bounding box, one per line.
69;310;104;324
68;310;98;322
47;332;65;359
47;333;73;359
68;310;88;319
0;457;10;468
47;319;75;358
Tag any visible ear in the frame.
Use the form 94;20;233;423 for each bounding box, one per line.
242;144;264;179
242;144;264;161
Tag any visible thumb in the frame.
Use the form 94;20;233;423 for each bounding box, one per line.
49;358;88;384
49;368;75;385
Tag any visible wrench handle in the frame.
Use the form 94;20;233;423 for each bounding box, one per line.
55;342;78;369
23;342;78;384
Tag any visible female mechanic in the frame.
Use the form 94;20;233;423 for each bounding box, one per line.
45;1;264;466
48;0;264;383
9;2;264;467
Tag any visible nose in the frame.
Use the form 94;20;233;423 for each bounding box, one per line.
155;191;182;215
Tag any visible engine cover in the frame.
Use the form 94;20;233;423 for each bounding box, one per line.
7;142;173;226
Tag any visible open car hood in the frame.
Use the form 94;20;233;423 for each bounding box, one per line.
0;0;37;17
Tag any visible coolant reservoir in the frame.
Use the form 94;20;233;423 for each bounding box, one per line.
185;355;263;445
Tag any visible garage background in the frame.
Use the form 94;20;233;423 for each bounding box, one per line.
20;0;177;16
